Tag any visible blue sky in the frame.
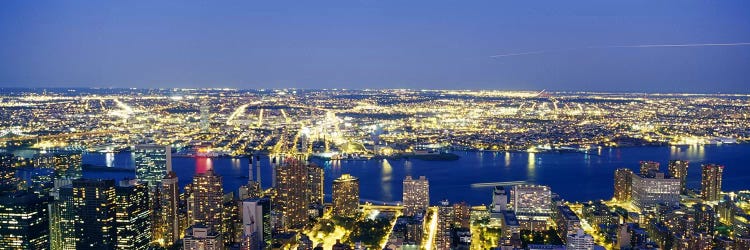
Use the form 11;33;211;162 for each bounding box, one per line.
1;1;749;92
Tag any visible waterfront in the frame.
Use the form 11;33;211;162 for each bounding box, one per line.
78;144;750;205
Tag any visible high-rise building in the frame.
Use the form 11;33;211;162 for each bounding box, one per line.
240;158;262;200
436;200;454;250
274;158;309;230
566;229;594;250
701;164;723;202
492;186;508;212
693;203;716;234
511;185;552;231
0;191;49;249
241;198;272;250
332;174;360;217
115;180;152;250
403;176;429;216
0;153;17;189
134;144;172;187
56;179;118;249
555;205;581;243
668;160;689;194
157;171;180;247
631;171;680;210
307;163;324;207
34;151;82;179
188;169;224;234
639;161;660;177
614;168;633;202
184;225;224;250
452;202;471;229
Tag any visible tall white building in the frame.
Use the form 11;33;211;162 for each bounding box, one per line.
566;229;594;250
492;186;508;212
402;176;429;216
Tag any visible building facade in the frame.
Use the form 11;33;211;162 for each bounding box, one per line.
403;176;429;216
332;174;360;217
701;164;723;202
188;169;224;234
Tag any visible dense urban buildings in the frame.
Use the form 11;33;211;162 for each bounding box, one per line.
0;88;749;249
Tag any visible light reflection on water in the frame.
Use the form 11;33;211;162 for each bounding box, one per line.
381;159;393;201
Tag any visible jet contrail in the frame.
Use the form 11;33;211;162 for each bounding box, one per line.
490;42;750;58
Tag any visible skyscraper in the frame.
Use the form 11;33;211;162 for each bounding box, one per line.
693;203;716;234
157;171;180;247
0;153;17;189
134;144;172;187
614;168;633;202
701;164;724;202
188;169;224;234
668;160;689;195
639;161;660;177
332;174;360;217
274;158;309;230
403;175;429;216
241;198;272;250
436;199;454;250
57;179;118;249
307;163;324;207
115;180;152;250
0;191;49;249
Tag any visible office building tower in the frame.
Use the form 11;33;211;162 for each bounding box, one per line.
332;174;360;217
492;186;508;212
566;229;594;250
403;176;429;216
614;168;633;202
436;200;454;250
134;144;172;187
34;151;82;179
701;164;724;202
512;185;553;231
0;153;17;189
115;180;152;250
0;191;49;249
184;225;224;250
555;205;581;242
668;160;689;194
56;179;117;249
188;169;224;233
157;171;180;247
241;198;272;250
307;163;324;207
631;172;680;210
499;210;522;248
639;161;660;177
274;158;309;230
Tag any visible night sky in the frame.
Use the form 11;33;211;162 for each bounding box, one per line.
1;1;749;92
